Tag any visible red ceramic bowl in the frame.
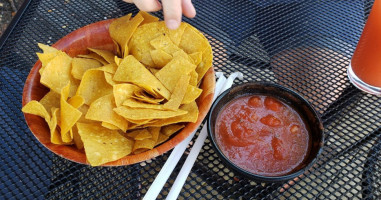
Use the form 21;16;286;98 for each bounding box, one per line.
22;19;215;166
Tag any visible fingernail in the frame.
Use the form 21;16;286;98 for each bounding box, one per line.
166;19;180;30
156;1;162;9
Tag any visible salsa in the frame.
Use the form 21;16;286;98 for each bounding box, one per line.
215;95;310;176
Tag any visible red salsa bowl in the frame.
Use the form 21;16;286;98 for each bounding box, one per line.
207;82;324;182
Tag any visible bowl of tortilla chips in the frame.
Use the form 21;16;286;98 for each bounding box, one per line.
22;12;215;166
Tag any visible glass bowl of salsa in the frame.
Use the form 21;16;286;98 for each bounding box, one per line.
207;82;324;182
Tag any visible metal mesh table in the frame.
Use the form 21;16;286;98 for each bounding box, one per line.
1;0;380;199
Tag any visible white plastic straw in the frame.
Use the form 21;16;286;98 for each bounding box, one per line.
143;72;227;200
165;72;243;200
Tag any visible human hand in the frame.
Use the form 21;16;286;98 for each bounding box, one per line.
123;0;196;30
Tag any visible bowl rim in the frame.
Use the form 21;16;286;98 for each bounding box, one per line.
207;82;324;182
22;19;216;166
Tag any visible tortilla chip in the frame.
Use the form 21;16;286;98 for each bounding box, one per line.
69;77;80;98
150;34;180;56
86;94;128;132
104;72;117;86
114;106;187;121
189;70;198;86
102;122;120;130
77;123;134;166
72;124;84;149
161;124;185;137
114;56;123;66
126;119;153;129
21;101;64;145
179;26;208;54
37;54;60;74
196;45;213;84
135;129;152;140
109;13;132;47
37;43;61;74
123;42;129;58
182;85;202;104
113;55;171;99
38;43;58;53
129;22;187;66
164;74;190;110
130;119;154;124
78;53;108;65
148;67;160;75
113;83;142;107
110;13;143;57
147;102;198;127
40;51;73;94
155;133;169;145
150;49;173;68
131;96;163;104
50;107;65;144
97;63;118;74
129;22;166;66
126;128;146;139
123;98;165;110
189;52;202;66
140;11;159;24
39;91;60;112
76;69;113;105
88;48;116;64
148;127;160;143
77;104;92;123
167;22;188;46
113;39;122;58
134;149;150;154
22;100;50;121
60;84;82;143
68;95;85;109
133;139;155;152
71;57;102;80
128;124;142;130
155;53;196;92
133;90;164;104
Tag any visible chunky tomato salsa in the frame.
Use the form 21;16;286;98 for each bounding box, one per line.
215;95;310;176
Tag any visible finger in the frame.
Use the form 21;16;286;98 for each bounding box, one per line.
182;0;196;18
123;0;133;3
162;0;182;29
133;0;162;12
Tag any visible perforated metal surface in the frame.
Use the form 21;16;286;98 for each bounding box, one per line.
1;0;380;199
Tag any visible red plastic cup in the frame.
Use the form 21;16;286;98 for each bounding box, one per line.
348;0;381;95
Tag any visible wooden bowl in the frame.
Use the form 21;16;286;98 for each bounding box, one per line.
22;19;215;166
